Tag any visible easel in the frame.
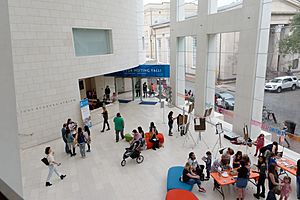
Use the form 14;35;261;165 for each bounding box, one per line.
182;121;197;148
194;117;210;149
211;122;224;158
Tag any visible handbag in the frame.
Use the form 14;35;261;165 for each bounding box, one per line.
41;157;49;166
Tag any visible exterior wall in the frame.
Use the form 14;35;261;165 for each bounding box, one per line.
144;2;170;59
0;0;23;197
8;0;142;148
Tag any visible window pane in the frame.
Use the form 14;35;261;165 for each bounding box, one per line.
72;28;113;56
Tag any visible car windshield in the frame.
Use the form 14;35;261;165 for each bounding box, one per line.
226;98;234;101
220;93;234;100
270;79;282;83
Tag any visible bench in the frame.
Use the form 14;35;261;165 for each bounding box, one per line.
167;166;193;191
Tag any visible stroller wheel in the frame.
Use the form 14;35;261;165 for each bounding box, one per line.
121;160;126;167
136;155;144;164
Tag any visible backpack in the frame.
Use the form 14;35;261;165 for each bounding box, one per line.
41;157;49;166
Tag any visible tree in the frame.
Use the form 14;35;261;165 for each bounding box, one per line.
279;13;300;54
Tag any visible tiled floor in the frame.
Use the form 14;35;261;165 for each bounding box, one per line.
21;100;298;200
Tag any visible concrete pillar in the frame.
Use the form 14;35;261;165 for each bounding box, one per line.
0;0;23;197
176;37;186;106
177;0;185;21
233;0;272;138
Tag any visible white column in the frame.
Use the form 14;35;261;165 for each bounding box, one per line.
0;0;23;197
233;0;272;138
206;34;218;112
176;37;186;106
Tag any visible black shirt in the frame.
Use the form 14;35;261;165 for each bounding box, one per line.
182;168;190;182
237;166;249;179
102;110;108;120
297;165;300;176
168;115;173;125
268;171;279;191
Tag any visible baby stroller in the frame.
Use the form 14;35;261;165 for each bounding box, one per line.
121;139;144;167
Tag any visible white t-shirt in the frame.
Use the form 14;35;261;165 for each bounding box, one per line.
47;153;55;165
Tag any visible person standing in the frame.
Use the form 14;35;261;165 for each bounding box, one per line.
113;113;124;142
105;85;111;100
280;176;292;200
143;82;147;98
254;134;265;157
135;81;140;97
168;111;174;136
253;156;267;199
202;151;212;180
101;107;110;132
84;125;91;152
150;83;155;97
235;160;249;200
66;130;76;157
45;146;66;186
267;163;281;200
77;127;86;158
61;123;69;154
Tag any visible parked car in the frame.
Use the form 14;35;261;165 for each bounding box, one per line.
215;91;235;110
264;76;298;93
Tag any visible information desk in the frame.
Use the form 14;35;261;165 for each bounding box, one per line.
277;158;297;176
210;169;259;200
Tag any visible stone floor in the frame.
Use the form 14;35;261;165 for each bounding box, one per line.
21;100;298;200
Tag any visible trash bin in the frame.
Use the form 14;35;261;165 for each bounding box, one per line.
284;120;296;134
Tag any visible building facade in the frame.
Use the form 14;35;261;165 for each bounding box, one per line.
2;0;144;149
170;0;272;138
146;0;300;81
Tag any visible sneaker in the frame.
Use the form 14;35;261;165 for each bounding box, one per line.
45;182;52;187
106;128;110;131
86;149;91;152
60;175;66;180
253;193;260;199
254;153;257;157
259;193;265;198
204;177;209;181
168;134;173;136
101;130;104;132
198;187;206;193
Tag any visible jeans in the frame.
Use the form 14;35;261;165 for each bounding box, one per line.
186;178;201;188
297;175;300;199
115;130;124;142
168;123;173;135
46;165;60;182
64;142;69;154
256;174;266;195
79;143;86;157
102;119;110;131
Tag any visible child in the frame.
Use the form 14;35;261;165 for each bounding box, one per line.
253;156;267;199
202;151;212;180
254;134;265;157
233;151;243;168
280;176;292;200
236;160;249;200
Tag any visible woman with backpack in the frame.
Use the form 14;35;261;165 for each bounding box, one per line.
44;146;66;187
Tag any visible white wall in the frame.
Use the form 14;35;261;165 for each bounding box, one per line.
8;0;142;148
0;0;23;197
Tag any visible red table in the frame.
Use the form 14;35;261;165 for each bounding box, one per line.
210;169;259;200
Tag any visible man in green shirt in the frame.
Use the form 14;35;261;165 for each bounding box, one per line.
113;113;124;142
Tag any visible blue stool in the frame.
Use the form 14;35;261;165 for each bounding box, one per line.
167;166;193;191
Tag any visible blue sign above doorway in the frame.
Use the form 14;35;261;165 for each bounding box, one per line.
105;64;170;78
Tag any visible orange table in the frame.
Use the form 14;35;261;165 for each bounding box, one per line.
276;158;297;176
210;169;259;200
165;189;198;200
